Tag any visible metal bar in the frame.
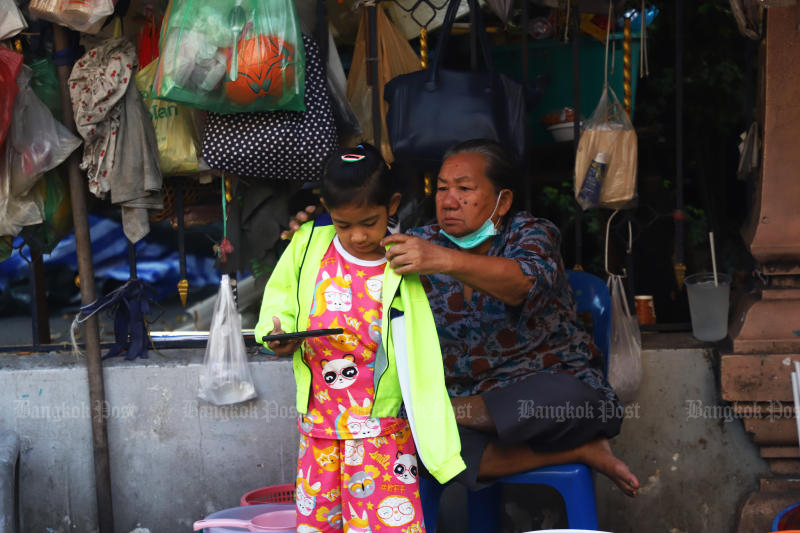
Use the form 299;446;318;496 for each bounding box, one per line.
29;259;40;348
367;5;382;150
572;3;583;268
128;240;137;280
675;0;685;267
52;25;115;533
31;253;51;345
175;181;187;281
521;0;532;213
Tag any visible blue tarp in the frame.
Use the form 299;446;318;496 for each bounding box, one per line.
0;216;220;299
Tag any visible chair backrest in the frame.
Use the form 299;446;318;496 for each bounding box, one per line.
566;270;611;376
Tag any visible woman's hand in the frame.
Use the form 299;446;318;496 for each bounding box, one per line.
280;205;321;241
266;316;303;356
381;234;452;275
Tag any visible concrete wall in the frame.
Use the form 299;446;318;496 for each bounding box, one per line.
0;349;299;533
0;345;769;533
433;347;769;533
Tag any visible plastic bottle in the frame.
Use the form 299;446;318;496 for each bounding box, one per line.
577;152;608;210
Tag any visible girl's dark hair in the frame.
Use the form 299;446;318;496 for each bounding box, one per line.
321;143;393;209
443;139;519;193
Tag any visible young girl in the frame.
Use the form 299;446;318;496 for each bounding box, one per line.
255;144;464;533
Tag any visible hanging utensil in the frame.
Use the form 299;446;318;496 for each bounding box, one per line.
228;0;247;81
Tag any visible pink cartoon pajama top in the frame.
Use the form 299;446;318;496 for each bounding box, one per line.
295;236;426;533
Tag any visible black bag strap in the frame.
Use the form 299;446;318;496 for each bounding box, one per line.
428;0;494;87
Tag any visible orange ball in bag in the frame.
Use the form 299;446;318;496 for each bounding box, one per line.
225;34;295;107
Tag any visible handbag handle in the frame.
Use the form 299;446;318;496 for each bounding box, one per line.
428;0;495;88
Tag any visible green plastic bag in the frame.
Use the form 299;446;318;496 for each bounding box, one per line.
29;58;61;118
153;0;305;113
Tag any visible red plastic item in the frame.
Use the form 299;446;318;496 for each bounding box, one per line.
240;484;296;506
0;47;24;147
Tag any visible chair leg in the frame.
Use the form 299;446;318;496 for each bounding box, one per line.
419;475;446;532
467;483;503;533
550;470;599;529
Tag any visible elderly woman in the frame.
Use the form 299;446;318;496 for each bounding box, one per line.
380;139;638;496
284;139;638;496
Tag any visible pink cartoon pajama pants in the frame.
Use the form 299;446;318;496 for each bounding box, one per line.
295;424;426;533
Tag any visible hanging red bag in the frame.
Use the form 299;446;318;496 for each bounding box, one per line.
0;47;24;148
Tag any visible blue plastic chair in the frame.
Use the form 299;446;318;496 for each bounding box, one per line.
420;270;611;532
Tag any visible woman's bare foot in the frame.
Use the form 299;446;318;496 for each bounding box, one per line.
576;438;639;497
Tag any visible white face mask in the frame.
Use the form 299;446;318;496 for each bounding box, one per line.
439;193;503;249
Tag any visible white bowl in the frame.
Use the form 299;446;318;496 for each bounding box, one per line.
546;121;579;143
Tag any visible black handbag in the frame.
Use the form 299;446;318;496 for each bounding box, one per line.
383;0;527;172
201;34;338;180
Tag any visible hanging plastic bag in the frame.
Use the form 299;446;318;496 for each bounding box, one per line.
574;84;638;209
574;4;637;210
0;47;23;149
30;57;62;117
28;0;114;34
604;211;642;402
7;66;82;198
0;146;45;237
198;275;258;406
0;0;27;40
347;7;421;163
20;170;73;255
135;60;203;175
153;0;305;113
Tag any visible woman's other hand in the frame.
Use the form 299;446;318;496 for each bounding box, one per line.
266;316;304;356
280;205;321;241
382;234;452;275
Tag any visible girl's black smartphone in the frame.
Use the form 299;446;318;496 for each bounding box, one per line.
262;328;344;343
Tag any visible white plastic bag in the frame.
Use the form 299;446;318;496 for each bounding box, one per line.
0;0;27;40
8;66;81;197
606;274;642;403
28;0;114;34
198;275;258;406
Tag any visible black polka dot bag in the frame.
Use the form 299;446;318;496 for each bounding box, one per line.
202;35;338;181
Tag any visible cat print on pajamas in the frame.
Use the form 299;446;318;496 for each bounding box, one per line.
312;443;340;472
296;467;322;517
344;439;365;466
336;392;380;438
392;452;418;485
376;495;415;527
345;465;380;499
365;274;383;303
345;504;373;533
311;268;352;316
321;355;359;389
315;504;343;529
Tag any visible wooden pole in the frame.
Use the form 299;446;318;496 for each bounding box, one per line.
52;25;115;533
